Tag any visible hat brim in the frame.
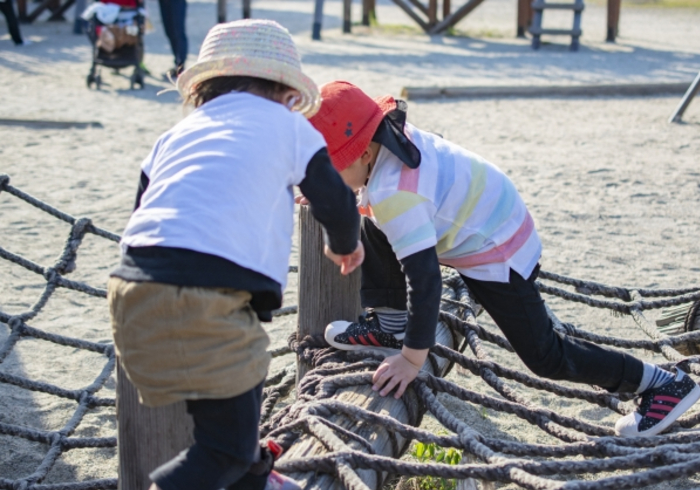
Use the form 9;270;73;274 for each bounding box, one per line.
176;57;321;117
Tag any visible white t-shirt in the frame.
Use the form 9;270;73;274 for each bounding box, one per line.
120;92;326;289
363;123;541;283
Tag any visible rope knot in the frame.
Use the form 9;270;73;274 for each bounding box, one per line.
7;316;23;330
43;267;58;283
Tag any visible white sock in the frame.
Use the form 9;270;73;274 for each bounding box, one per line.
636;362;675;394
372;307;408;334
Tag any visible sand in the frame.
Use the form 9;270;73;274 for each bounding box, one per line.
1;0;700;487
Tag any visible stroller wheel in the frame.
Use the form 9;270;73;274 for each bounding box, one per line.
86;74;95;88
95;74;102;90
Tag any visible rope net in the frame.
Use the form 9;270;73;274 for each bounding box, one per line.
2;173;700;490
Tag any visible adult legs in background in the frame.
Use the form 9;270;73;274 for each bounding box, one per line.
157;0;188;73
0;0;25;45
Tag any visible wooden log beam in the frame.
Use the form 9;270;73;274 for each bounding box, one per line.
285;296;469;488
428;0;486;35
606;0;621;42
297;206;362;382
401;81;691;100
116;362;193;490
669;71;700;123
407;0;430;18
391;0;430;32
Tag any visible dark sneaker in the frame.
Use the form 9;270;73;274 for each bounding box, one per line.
325;312;403;353
615;365;700;437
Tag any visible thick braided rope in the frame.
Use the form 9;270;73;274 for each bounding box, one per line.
4;175;700;489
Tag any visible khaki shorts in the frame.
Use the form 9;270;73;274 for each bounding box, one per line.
108;277;271;407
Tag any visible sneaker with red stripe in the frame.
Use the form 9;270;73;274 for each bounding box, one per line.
325;312;403;353
615;365;700;437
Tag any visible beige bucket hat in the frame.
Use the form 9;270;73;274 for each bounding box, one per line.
176;19;321;117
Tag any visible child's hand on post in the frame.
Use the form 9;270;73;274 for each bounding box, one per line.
324;241;365;275
372;346;429;399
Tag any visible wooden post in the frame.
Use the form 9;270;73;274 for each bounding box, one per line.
516;0;532;38
296;206;362;383
117;361;194;490
216;0;226;23
362;0;371;25
669;71;700;124
242;0;251;19
606;0;621;42
428;0;438;28
312;0;324;39
442;0;451;24
342;0;352;33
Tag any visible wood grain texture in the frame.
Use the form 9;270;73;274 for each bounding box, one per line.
117;362;194;490
297;205;362;381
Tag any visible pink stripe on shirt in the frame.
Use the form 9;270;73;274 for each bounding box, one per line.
439;213;535;269
398;165;420;193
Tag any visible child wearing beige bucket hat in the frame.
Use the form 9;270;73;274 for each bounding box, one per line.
108;21;363;490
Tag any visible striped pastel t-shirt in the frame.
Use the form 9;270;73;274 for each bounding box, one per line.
363;123;541;283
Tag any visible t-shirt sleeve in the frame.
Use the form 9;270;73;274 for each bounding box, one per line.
293;115;328;185
369;188;438;260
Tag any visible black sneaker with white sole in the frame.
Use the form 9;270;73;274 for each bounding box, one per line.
615;365;700;437
325;312;404;352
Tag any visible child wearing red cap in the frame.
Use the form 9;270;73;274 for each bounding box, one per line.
307;80;700;439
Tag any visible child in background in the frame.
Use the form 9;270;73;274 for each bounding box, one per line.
108;22;363;490
307;80;700;438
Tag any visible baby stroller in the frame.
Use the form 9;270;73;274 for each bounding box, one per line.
83;0;145;89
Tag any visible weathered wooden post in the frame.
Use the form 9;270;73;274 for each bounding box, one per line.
343;0;353;33
297;205;362;382
312;0;324;39
116;363;193;490
516;0;532;38
217;0;226;23
606;0;621;42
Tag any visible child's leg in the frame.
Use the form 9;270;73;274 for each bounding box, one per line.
360;217;407;311
149;382;264;490
325;218;408;351
460;267;644;393
461;267;700;437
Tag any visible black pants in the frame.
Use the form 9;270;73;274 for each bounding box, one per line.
0;0;23;45
151;381;267;490
360;218;644;393
157;0;188;67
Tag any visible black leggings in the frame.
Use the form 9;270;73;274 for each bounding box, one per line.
0;0;23;45
150;381;267;490
360;217;644;393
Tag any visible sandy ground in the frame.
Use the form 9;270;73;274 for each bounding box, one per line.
1;0;700;487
